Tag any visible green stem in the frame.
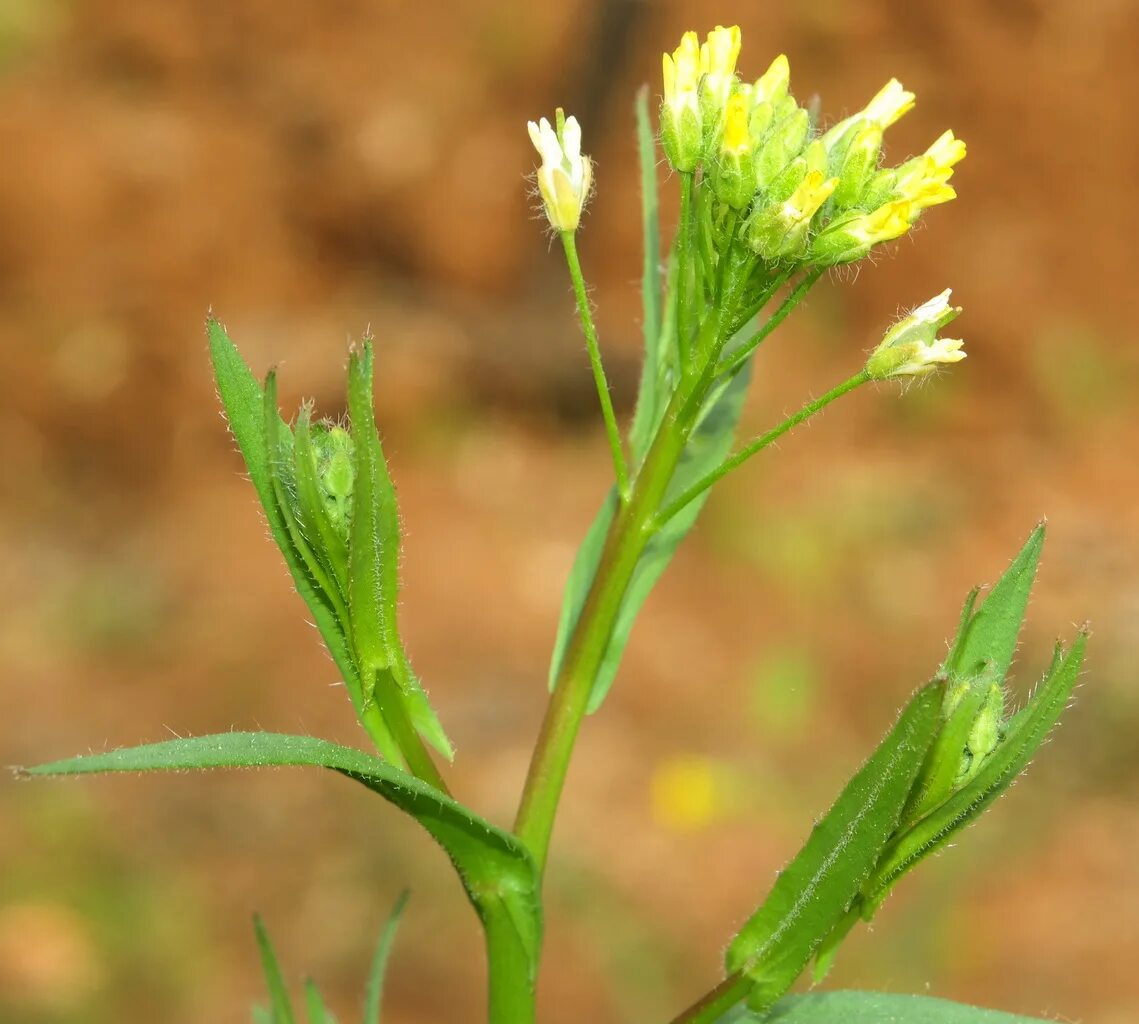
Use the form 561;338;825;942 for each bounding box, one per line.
514;383;696;874
667;972;750;1024
677;171;696;369
655;370;870;531
485;909;536;1024
717;266;825;380
561;231;631;502
368;671;451;795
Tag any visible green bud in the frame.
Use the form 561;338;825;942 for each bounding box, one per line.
959;681;1005;784
311;424;356;538
831;121;883;210
710;91;758;209
754;107;810;192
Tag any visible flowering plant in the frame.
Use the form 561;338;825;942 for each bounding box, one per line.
21;25;1085;1024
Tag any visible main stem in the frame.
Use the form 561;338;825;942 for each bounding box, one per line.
514;383;695;874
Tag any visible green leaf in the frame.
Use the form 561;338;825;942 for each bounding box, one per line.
628;84;666;463
726;682;943;1012
207;319;371;733
303;979;336;1024
364;890;410;1024
720;990;1059;1022
346;343;453;761
548;362;753;712
253;914;296;1024
862;633;1086;915
22;733;540;985
945;524;1045;681
252;1006;274;1024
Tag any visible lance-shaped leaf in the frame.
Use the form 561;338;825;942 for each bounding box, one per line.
345;343;453;761
944;524;1045;681
719;990;1059;1023
549;360;752;712
303;980;336;1024
364;891;410;1024
628;84;670;464
860;632;1086;917
725;682;943;1012
22;733;541;988
208;320;376;739
253;914;297;1024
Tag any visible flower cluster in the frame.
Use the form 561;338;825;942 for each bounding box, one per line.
660;26;966;267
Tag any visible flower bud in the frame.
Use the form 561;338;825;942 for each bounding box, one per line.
807;199;914;265
831;121;884;209
754;106;810;192
746;169;838;262
865;289;966;380
710;92;758;209
752;53;790;106
862;78;916;128
527;110;593;232
698;24;742;133
661;32;704;171
310;423;356;538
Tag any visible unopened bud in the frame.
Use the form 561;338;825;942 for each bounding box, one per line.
527;110;593;232
865;289;966;380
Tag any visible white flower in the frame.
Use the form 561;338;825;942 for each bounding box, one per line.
527;112;592;232
867;289;966;379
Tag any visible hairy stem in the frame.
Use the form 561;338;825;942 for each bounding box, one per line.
514;383;695;874
655;370;870;530
561;231;631;502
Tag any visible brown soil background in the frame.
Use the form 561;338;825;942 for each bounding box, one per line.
2;2;1138;1022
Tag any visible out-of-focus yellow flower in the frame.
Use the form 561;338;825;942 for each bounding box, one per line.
527;111;593;232
650;754;725;832
661;31;704;171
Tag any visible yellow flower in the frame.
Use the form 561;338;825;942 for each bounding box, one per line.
721;91;751;155
698;24;743;123
527;111;592;232
925;129;967;170
846;199;914;244
861;78;916;128
747;169;838;259
661;31;704;171
753;53;790;106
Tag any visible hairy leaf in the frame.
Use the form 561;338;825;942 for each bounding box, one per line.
863;634;1086;915
22;733;540;984
208;320;371;729
944;525;1044;681
726;682;942;1012
719;990;1059;1023
346;343;453;760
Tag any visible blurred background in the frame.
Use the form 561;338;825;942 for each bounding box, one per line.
2;1;1138;1022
